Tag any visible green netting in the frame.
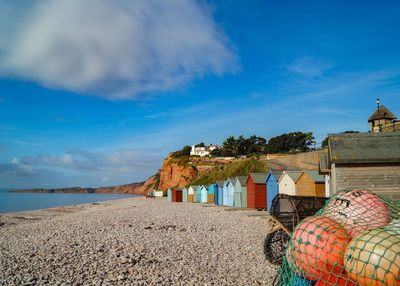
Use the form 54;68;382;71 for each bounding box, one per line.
275;189;400;286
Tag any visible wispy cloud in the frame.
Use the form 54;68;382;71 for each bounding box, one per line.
0;0;237;99
286;56;332;77
0;148;164;188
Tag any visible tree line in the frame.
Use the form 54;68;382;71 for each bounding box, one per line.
172;132;316;158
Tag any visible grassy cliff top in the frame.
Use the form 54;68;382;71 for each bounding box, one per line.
189;158;268;186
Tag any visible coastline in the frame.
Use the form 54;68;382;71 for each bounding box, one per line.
0;197;277;285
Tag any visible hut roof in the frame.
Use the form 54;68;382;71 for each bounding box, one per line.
217;180;224;187
304;170;325;183
284;170;302;181
368;105;397;122
235;176;248;186
328;131;400;164
267;170;283;182
248;173;268;184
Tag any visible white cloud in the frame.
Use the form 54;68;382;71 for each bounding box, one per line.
286;56;332;77
0;0;237;99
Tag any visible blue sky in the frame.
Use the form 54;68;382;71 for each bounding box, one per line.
0;0;399;189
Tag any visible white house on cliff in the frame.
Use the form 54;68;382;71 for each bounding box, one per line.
190;144;218;157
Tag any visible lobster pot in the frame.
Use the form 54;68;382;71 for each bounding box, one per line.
187;194;194;203
208;194;214;204
167;188;172;203
182;188;188;203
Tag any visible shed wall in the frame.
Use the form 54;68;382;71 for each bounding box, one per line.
279;174;296;196
334;165;400;200
247;176;267;209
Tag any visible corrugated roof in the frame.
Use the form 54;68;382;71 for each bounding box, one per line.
236;176;248;186
248;173;268;184
305;170;325;183
328;131;400;164
368;105;397;121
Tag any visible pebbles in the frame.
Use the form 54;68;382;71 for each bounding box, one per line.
0;198;278;285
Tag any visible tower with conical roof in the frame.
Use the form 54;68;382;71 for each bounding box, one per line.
368;98;397;132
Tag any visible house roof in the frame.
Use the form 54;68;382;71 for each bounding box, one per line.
248;173;268;184
328;131;400;164
235;176;248;186
368;105;397;122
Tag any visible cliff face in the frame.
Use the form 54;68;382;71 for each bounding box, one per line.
157;157;198;191
96;182;144;194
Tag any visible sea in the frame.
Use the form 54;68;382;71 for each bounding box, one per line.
0;188;138;213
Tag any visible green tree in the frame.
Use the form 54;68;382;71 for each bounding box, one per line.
265;132;315;153
195;142;206;147
171;145;192;157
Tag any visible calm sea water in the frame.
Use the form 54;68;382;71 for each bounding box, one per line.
0;189;139;213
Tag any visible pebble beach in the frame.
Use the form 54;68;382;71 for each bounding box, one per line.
0;197;278;286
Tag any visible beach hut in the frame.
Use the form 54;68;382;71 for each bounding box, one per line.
295;170;325;197
217;180;224;205
207;184;216;204
198;185;208;203
171;188;183;202
167;188;172;203
234;176;247;208
182;187;188;203
196;185;203;203
222;179;234;206
266;170;283;211
188;186;198;203
246;173;268;209
278;170;302;196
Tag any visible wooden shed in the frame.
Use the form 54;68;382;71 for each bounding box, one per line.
188;186;198;203
295;170;325;197
266;170;283;211
216;180;224;205
278;170;302;196
233;176;247;208
246;173;268;209
320;131;400;199
168;188;183;202
207;184;215;204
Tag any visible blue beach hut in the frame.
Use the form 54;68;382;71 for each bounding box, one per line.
217;180;224;205
223;178;235;206
198;185;208;203
266;170;283;211
208;184;216;204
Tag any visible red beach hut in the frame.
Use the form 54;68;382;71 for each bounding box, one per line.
246;173;269;209
172;188;183;202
